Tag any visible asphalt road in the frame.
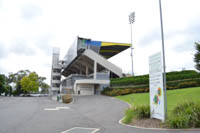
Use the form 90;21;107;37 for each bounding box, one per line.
0;96;199;133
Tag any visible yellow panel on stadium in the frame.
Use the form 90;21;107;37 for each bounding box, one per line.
101;42;131;47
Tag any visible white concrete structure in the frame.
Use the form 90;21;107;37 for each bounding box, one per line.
84;49;123;77
74;79;110;95
62;49;122;95
50;37;131;96
50;48;63;95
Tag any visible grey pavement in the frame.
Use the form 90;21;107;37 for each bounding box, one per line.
0;96;199;133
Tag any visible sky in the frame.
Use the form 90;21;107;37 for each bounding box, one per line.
0;0;199;84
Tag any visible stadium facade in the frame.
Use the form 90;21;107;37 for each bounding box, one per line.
50;37;131;96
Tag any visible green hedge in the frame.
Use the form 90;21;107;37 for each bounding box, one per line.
111;75;148;86
102;78;200;96
111;70;200;87
105;70;200;96
101;87;149;96
167;78;200;90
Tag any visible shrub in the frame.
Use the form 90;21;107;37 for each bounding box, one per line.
102;87;149;96
123;108;135;124
134;105;150;119
62;94;72;104
101;87;113;95
167;101;200;128
167;114;190;128
167;79;200;90
103;79;200;96
123;105;150;124
178;81;198;88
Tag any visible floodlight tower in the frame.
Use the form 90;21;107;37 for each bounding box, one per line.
129;12;135;76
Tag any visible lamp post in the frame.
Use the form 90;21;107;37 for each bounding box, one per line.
129;12;135;76
159;0;167;120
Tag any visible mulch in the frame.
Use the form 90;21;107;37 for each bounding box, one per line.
131;118;167;128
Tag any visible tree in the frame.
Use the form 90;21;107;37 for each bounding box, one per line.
8;70;30;95
194;42;200;72
38;76;49;93
40;83;50;94
4;76;13;96
3;69;49;95
0;74;6;95
20;72;39;93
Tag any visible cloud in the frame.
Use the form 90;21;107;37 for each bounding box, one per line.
35;34;53;56
21;4;42;20
171;21;200;53
43;63;51;68
138;15;200;53
185;22;200;41
0;66;4;73
0;42;7;59
138;28;161;47
173;40;195;53
0;0;199;78
0;0;2;9
172;42;194;55
10;39;36;56
0;64;7;74
0;50;7;73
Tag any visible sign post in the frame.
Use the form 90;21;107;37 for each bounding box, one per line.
149;52;166;121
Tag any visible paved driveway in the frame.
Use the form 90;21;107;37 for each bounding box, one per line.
0;96;199;133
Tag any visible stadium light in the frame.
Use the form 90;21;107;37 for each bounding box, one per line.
129;12;135;76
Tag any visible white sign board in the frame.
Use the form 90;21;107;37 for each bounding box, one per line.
149;52;165;121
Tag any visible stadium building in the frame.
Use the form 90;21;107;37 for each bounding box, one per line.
50;37;130;96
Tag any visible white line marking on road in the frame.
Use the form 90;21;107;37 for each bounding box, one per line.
44;108;59;111
91;128;100;133
56;107;69;109
61;127;100;133
44;107;70;111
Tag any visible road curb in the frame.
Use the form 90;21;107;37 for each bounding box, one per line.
118;117;200;131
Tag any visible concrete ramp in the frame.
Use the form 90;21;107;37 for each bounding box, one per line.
83;49;122;77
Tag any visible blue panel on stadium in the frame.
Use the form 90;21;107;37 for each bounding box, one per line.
85;40;102;46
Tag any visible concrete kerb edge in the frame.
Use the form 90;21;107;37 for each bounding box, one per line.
118;118;200;131
111;97;200;131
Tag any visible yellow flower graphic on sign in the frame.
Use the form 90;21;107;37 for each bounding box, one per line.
157;87;161;96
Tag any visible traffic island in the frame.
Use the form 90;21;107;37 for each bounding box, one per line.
120;101;200;130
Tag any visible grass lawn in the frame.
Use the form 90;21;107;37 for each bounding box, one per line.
116;87;200;116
